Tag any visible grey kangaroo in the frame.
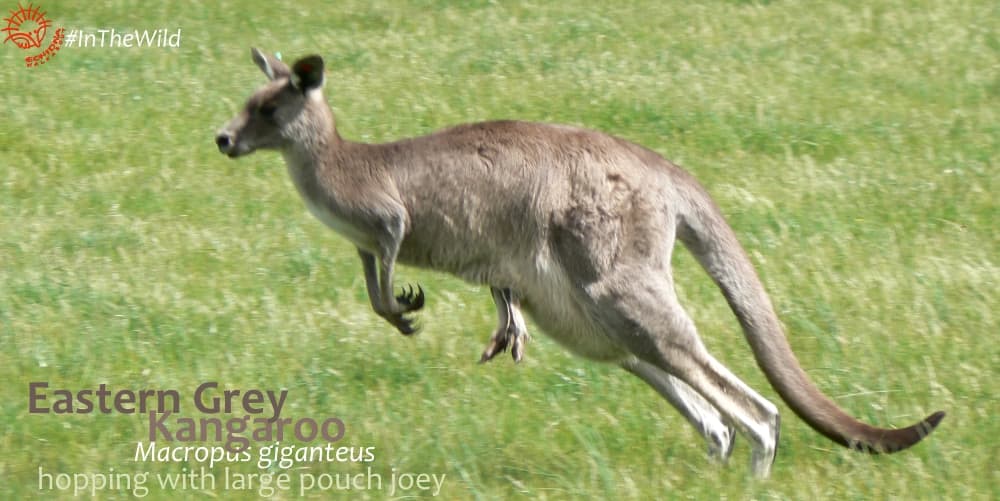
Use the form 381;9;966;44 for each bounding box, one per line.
215;48;944;477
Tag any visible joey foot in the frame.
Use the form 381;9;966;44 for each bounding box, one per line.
480;320;530;363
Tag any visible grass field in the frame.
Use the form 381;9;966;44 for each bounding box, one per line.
2;0;997;499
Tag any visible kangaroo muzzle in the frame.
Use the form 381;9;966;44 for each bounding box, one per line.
214;129;250;158
215;132;234;153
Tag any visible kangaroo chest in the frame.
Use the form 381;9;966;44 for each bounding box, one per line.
283;154;376;251
302;197;374;249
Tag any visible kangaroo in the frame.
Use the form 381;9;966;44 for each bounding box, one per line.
215;48;945;477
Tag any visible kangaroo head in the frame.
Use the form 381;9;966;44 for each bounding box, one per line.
215;48;327;158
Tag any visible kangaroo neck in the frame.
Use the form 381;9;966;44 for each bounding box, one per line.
282;93;342;170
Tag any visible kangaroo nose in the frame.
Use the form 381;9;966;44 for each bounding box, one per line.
215;133;233;151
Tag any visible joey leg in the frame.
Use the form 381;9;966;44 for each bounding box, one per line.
480;287;530;363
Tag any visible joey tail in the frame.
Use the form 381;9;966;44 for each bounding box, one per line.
677;184;945;453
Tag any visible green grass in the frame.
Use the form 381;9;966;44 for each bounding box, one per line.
2;0;997;499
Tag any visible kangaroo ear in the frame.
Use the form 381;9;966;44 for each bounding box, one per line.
291;55;325;92
251;47;290;81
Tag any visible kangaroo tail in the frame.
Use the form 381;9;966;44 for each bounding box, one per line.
676;181;944;453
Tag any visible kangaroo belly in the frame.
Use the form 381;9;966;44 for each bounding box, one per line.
521;294;624;362
518;260;625;362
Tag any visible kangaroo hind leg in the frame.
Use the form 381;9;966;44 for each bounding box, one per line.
621;357;736;462
596;276;780;477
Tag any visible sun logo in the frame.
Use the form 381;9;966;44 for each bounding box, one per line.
2;2;63;67
2;3;50;49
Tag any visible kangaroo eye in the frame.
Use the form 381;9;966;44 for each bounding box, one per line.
259;103;277;118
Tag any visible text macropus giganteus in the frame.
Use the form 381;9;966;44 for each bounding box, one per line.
215;48;944;477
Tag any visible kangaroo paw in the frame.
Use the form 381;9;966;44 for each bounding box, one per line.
395;284;425;312
390;313;420;335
